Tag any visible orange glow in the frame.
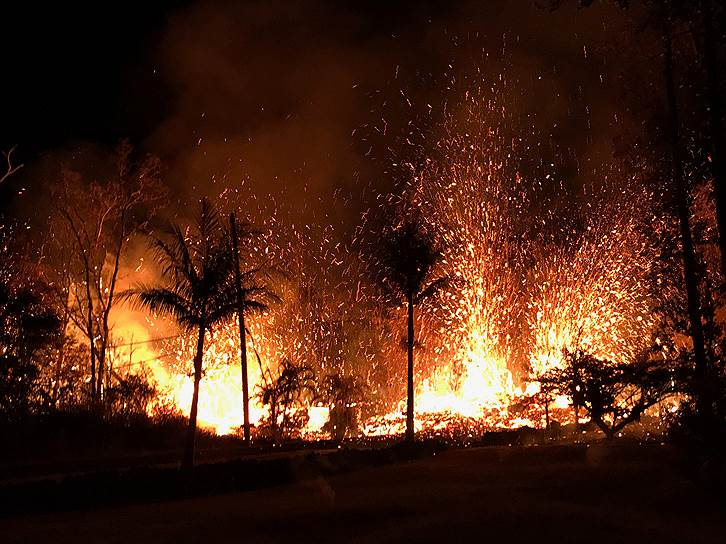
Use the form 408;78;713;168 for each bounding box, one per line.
107;99;662;440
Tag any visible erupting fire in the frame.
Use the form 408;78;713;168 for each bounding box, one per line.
112;93;662;440
363;97;661;435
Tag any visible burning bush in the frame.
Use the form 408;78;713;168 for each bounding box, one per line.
538;349;683;439
257;358;317;441
105;372;157;421
320;372;367;441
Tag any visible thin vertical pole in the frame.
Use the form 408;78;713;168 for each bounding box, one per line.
230;213;251;444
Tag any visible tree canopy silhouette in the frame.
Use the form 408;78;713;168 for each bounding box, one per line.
377;214;449;442
539;349;682;439
127;198;241;470
0;281;61;421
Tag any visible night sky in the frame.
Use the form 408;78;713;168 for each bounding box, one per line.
2;0;645;229
2;2;181;150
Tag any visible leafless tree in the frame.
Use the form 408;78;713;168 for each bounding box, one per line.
49;141;165;405
0;145;23;185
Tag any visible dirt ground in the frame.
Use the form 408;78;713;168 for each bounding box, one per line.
1;442;724;543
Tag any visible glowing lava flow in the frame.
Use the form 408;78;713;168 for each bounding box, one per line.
362;97;661;436
117;93;662;439
158;332;267;436
152;319;332;436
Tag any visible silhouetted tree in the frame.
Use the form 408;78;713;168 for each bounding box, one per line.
0;223;65;419
540;350;681;439
661;12;715;421
258;358;316;440
128;198;239;470
377;215;448;442
553;0;720;425
0;281;61;421
105;371;157;421
50;142;165;405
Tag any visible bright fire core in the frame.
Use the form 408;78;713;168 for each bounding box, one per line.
114;98;659;438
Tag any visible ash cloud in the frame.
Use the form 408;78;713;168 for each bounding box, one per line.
145;0;640;237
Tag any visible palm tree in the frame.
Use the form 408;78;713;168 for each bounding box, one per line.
232;269;277;443
128;199;239;470
378;215;448;442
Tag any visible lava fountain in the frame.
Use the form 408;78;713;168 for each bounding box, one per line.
364;94;661;434
123;91;662;438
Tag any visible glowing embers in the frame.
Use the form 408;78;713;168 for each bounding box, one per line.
528;203;658;377
154;322;329;436
129;98;660;439
416;334;515;419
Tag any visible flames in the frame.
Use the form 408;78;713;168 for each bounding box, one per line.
528;201;659;377
157;329;267;435
360;98;661;435
104;93;664;440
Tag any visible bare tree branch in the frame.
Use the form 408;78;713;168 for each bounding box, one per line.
0;145;23;184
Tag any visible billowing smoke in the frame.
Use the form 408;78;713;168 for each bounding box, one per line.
142;0;642;234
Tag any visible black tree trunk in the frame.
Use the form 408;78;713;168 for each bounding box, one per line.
700;0;726;281
182;323;205;471
406;292;415;443
663;24;712;419
230;213;251;444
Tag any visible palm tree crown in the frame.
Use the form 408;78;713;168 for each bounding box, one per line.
379;217;447;304
136;199;237;330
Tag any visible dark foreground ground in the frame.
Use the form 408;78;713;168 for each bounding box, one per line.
1;442;724;543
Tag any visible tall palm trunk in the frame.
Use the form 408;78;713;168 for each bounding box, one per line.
406;292;415;442
182;323;205;471
239;309;250;442
270;395;278;435
281;389;291;440
663;24;712;419
230;213;251;444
